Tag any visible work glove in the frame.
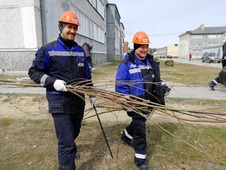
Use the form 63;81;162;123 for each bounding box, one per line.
89;97;96;106
162;84;171;96
53;79;68;92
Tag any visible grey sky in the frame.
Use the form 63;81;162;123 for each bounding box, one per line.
108;0;226;48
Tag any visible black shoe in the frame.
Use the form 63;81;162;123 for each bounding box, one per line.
121;131;133;147
139;164;151;170
208;81;215;91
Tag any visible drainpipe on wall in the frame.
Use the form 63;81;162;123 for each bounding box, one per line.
40;0;47;45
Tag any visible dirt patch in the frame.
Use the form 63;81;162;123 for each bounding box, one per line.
0;94;49;120
1;94;225;128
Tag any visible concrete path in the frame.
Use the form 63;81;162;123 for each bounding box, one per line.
0;84;226;100
0;85;46;94
167;85;226;100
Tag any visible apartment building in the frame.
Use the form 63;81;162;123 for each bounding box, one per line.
0;0;124;71
178;24;226;59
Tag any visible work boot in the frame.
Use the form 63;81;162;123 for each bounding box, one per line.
121;130;133;147
208;81;216;91
139;164;151;170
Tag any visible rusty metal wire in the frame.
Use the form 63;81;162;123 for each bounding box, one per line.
1;79;226;123
65;80;226;124
1;79;226;164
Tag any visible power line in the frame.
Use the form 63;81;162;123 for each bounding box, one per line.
124;31;184;37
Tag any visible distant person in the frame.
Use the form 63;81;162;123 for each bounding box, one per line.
208;42;226;90
28;11;95;169
82;42;93;71
115;31;170;170
189;53;192;61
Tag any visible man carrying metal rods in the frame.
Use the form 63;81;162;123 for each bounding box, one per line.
115;31;169;170
28;11;95;170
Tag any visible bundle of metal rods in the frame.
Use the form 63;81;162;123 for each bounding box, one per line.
1;78;226;124
66;80;226;124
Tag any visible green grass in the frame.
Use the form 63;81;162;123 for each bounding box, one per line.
91;59;222;87
0;118;225;170
0;118;14;127
148;123;226;169
160;60;220;86
0;118;58;170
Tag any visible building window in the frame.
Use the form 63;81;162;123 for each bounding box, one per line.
208;35;217;38
89;0;97;8
77;10;104;43
97;0;104;17
89;20;94;39
192;35;202;39
89;0;104;18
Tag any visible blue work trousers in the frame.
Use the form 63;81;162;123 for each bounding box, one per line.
52;112;84;170
126;114;147;167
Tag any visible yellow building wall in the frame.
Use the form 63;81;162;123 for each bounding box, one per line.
167;44;179;58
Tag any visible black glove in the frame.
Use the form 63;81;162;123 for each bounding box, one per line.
162;84;171;96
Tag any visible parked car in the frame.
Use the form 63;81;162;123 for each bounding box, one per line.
201;52;221;63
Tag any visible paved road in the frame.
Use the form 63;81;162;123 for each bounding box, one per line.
165;58;222;68
0;58;225;100
168;85;226;100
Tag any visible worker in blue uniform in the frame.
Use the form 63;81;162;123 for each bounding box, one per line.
28;11;95;170
209;42;226;90
116;31;169;170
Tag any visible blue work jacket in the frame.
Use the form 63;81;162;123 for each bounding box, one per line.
28;37;92;113
115;52;165;105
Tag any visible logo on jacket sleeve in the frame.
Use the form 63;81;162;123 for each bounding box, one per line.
78;63;84;67
130;64;137;68
129;64;141;74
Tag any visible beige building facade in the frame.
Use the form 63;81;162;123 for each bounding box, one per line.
154;44;179;58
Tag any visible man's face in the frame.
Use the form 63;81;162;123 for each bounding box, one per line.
61;24;78;41
135;44;149;60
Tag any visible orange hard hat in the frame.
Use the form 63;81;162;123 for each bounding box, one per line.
59;11;80;26
132;31;151;45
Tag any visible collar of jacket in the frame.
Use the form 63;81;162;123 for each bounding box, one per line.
128;50;153;65
58;36;77;50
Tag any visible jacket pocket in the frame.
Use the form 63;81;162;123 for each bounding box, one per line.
47;93;64;113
